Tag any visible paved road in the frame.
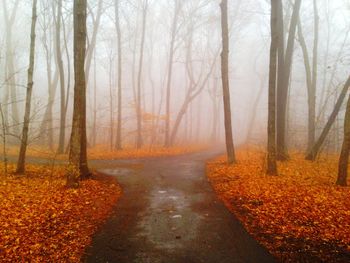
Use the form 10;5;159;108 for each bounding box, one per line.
84;151;275;263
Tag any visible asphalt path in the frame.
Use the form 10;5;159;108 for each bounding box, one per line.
84;150;275;263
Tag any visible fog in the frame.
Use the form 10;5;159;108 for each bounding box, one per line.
0;0;349;152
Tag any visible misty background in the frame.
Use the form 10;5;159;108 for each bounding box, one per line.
0;0;349;151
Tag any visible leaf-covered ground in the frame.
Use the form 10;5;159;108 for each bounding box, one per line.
4;144;207;160
0;163;121;262
207;148;350;262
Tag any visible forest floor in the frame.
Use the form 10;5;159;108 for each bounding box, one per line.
0;163;121;262
207;146;350;262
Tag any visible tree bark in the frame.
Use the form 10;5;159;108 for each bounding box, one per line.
276;0;302;160
297;13;317;153
309;0;319;150
306;75;350;161
16;0;38;174
55;0;67;154
85;0;103;84
164;0;181;147
136;0;148;149
2;0;20;134
67;0;90;187
337;91;350;186
115;0;123;150
220;0;236;164
267;0;279;175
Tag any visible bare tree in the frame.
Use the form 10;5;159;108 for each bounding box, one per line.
85;0;103;83
67;0;90;187
55;0;67;154
164;0;182;147
2;0;20;133
136;0;149;149
39;1;59;149
220;0;236;164
297;0;319;152
114;0;123;150
276;0;302;160
267;0;279;175
0;103;8;175
306;75;350;160
337;77;350;186
16;0;38;174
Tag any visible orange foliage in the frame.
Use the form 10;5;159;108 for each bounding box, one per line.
207;148;350;262
0;163;121;262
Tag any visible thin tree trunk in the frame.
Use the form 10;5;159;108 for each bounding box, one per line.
108;55;114;151
220;0;236;164
85;0;103;84
55;0;67;154
310;0;319;147
267;0;279;175
91;50;97;147
16;0;38;174
2;0;20;133
170;54;217;145
276;0;302;160
336;91;350;186
136;0;148;149
306;75;350;160
40;11;58;149
164;0;181;147
0;104;8;175
245;74;266;143
115;0;122;150
67;0;90;187
297;17;317;152
210;79;219;142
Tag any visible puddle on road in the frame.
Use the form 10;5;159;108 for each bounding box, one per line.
136;188;202;250
101;168;131;176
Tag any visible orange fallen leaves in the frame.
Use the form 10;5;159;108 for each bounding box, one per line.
0;163;121;262
207;148;350;262
5;144;207;161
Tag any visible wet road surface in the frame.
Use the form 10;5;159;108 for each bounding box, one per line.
84;151;275;263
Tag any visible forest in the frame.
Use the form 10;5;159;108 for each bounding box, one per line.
0;0;349;262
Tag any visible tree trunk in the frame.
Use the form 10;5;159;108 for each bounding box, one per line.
170;54;217;145
210;79;219;142
164;0;181;147
306;75;350;160
67;0;90;187
55;0;67;154
108;55;114;151
39;10;58;149
2;0;20;134
91;50;97;147
267;0;279;175
336;91;350;186
297;15;317;153
115;0;123;150
85;0;103;84
16;0;38;174
245;74;266;143
276;0;302;160
136;0;148;149
220;0;236;164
